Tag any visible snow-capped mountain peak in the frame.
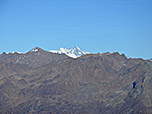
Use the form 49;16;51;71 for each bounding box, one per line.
29;47;43;53
58;48;69;54
50;47;89;58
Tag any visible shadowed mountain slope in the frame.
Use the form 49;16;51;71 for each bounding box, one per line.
0;50;152;114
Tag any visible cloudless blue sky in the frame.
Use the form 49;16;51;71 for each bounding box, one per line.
0;0;152;59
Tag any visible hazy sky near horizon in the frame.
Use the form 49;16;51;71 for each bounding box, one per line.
0;0;152;59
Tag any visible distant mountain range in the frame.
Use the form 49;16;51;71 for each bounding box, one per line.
0;47;152;114
3;46;89;59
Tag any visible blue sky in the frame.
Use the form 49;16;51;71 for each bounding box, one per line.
0;0;152;59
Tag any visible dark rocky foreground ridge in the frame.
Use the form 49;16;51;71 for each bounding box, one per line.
0;47;152;114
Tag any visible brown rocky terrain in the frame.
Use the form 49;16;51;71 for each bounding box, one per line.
0;47;68;68
0;47;152;114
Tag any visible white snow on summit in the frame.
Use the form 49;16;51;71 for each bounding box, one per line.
50;47;89;58
2;47;89;58
29;47;41;52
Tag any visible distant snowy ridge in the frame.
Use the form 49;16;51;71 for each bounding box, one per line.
50;47;89;58
2;47;89;58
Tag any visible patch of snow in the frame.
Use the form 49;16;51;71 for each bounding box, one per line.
15;57;21;63
50;46;90;58
3;51;25;55
50;50;58;53
123;64;126;66
58;48;69;54
30;48;39;52
29;47;42;53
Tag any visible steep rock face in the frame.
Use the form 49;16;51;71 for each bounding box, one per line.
0;52;152;114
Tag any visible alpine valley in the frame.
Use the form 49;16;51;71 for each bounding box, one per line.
0;47;152;114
